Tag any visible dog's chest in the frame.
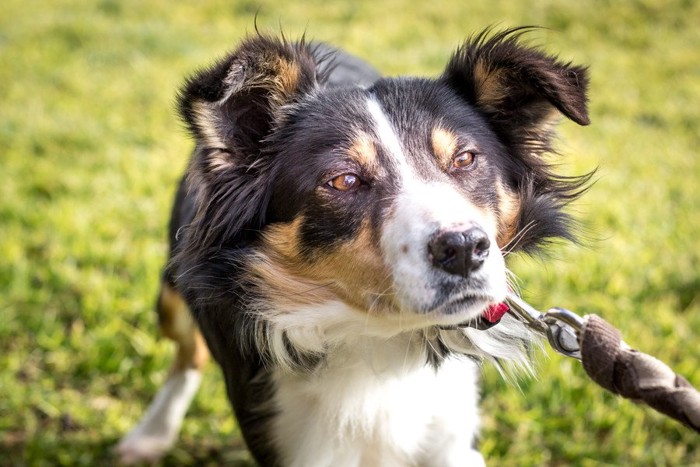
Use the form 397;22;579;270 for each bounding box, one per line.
269;337;482;467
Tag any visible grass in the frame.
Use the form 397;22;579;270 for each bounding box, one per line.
1;0;699;465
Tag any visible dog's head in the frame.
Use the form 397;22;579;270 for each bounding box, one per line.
176;29;590;365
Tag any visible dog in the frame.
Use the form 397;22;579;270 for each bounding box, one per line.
117;27;590;466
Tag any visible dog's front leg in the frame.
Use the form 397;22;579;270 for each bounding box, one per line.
116;282;209;464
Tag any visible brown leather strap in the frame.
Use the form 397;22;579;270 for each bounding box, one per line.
580;315;700;433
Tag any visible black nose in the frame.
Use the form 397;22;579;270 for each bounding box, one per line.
428;227;491;277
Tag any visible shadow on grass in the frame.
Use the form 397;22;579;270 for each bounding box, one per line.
2;431;255;466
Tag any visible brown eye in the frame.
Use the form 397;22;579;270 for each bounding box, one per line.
328;173;362;191
452;152;476;170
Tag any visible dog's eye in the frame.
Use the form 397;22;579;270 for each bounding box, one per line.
328;173;362;191
451;152;476;171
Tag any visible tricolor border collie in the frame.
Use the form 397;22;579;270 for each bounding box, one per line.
117;27;590;466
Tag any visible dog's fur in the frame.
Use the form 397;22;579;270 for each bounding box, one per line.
117;28;590;466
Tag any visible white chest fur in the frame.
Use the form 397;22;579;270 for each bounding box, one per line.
270;335;485;467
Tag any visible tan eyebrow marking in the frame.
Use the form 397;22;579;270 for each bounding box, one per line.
348;133;379;172
431;126;458;169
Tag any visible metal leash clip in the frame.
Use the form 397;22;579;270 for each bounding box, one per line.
506;294;585;360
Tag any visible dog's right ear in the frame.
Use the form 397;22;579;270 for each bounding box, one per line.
179;35;319;165
178;36;319;248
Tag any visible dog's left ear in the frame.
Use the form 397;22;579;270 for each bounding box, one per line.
443;28;589;140
179;35;319;156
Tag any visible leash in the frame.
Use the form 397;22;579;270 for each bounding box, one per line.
505;294;700;434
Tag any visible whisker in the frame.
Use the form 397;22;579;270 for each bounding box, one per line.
501;220;538;256
505;268;523;296
402;328;417;373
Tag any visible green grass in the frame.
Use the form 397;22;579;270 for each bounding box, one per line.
1;0;699;465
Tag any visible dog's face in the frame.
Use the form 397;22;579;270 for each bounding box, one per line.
259;82;514;328
178;31;589;333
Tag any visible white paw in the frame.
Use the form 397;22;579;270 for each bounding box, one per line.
115;369;202;464
115;433;175;464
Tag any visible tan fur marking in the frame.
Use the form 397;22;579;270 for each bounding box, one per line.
495;183;521;249
474;60;507;111
431;127;458;169
274;58;301;97
348;133;379;173
262;217;303;260
248;56;302;107
249;218;337;309
257;217;394;313
249;254;338;309
305;222;392;311
158;282;210;372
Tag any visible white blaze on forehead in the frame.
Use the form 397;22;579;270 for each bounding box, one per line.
366;97;406;165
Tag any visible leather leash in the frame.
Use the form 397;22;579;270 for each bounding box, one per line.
506;294;700;434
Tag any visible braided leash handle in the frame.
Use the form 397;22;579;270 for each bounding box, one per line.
580;315;700;433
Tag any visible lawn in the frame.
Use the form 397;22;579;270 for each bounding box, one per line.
1;0;699;465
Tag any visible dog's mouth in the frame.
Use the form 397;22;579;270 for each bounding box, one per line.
470;302;510;329
431;293;489;315
425;293;509;329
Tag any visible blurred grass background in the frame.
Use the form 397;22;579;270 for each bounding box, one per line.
1;0;699;465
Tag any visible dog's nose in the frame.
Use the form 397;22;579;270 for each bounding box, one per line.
428;227;491;277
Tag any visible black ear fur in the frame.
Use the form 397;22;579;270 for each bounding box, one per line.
443;27;589;140
177;35;319;249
